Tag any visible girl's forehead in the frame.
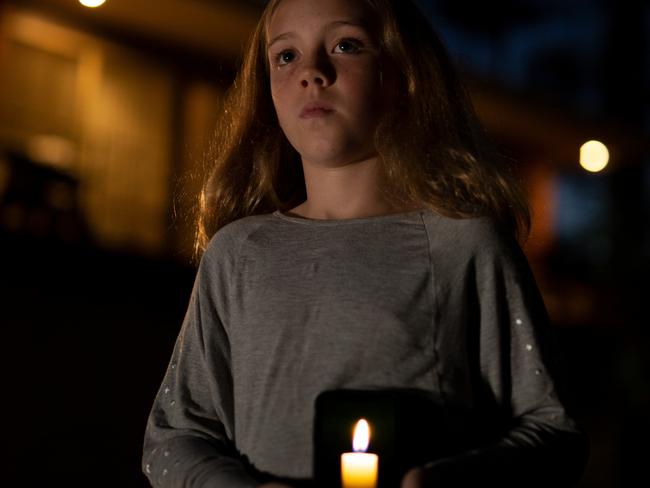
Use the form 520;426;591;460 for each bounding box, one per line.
266;0;374;39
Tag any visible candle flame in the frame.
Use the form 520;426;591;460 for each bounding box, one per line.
352;419;371;452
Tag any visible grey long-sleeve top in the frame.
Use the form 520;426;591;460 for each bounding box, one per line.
142;209;588;487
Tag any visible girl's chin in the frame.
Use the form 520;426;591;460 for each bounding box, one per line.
298;151;379;168
293;141;376;166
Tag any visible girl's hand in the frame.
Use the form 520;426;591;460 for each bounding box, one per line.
401;466;425;488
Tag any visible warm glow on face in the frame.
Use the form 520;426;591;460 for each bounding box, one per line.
579;140;609;173
79;0;106;7
352;419;371;452
267;0;388;168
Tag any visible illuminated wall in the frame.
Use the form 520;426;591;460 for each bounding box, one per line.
0;4;223;258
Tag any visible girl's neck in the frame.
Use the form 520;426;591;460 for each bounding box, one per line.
289;155;418;220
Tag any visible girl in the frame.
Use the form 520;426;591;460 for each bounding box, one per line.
142;0;588;487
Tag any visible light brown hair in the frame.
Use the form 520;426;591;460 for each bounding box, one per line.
193;0;530;260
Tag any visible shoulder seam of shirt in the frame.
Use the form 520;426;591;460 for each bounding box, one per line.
420;211;446;408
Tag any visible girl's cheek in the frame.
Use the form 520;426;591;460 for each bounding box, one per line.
270;79;291;110
270;72;294;97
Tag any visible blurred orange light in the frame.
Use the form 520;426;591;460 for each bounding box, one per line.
79;0;106;7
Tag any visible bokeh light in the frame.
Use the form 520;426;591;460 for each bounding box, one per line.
580;140;609;173
79;0;106;8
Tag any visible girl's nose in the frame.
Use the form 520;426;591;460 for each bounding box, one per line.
299;52;334;88
300;69;329;88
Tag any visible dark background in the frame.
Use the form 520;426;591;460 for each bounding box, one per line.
1;0;648;486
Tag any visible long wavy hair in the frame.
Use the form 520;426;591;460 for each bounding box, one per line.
193;0;530;260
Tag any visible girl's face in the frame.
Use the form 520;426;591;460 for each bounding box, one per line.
266;0;392;167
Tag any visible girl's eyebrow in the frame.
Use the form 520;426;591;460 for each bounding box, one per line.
267;19;368;49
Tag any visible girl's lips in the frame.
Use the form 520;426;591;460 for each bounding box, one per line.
300;101;335;118
300;108;335;118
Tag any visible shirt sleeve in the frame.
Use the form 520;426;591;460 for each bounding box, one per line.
142;237;260;488
423;222;589;487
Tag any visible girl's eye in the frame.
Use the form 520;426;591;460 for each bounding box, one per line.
275;50;296;66
334;39;362;54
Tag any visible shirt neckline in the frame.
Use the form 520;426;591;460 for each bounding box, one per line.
272;208;426;225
